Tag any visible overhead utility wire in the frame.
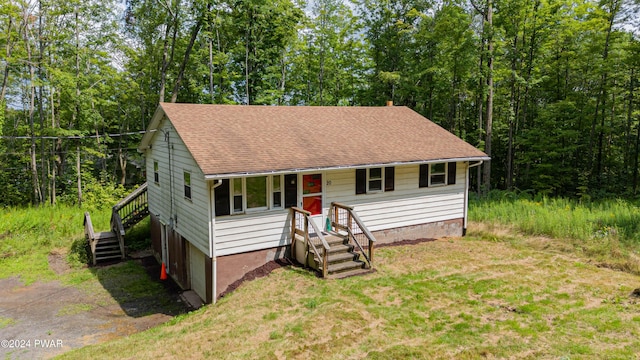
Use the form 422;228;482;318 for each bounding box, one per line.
0;130;151;140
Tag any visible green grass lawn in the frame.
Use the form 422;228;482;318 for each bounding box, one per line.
57;233;640;359
3;196;640;359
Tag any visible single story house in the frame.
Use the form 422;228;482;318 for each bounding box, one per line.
138;102;489;304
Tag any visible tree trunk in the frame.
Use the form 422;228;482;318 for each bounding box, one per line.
476;34;485;197
23;6;42;205
76;145;82;207
170;19;203;103
482;0;494;195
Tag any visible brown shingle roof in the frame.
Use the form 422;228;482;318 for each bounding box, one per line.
142;103;488;177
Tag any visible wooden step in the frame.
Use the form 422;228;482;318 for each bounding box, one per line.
323;234;347;246
95;254;123;261
327;252;357;264
91;230;124;264
327;267;373;279
328;260;365;274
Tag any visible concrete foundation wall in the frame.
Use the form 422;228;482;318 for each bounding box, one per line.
372;218;464;245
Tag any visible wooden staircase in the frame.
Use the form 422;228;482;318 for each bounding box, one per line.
84;182;149;265
291;202;375;278
319;233;367;276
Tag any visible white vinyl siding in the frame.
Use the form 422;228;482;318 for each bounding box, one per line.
146;118;210;255
215;211;291;256
212;163;466;255
325;164;465;232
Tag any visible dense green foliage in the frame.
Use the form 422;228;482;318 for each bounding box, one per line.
1;0;639;206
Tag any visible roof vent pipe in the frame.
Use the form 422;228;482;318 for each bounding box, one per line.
386;100;393;106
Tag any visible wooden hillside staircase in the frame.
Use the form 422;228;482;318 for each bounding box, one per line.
291;202;375;278
83;182;149;265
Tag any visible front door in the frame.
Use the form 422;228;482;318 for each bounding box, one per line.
302;173;324;232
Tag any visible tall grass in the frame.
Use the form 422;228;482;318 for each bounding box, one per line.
469;192;640;244
469;191;640;273
0;204;112;283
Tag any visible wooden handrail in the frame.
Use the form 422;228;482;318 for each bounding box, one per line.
84;212;97;265
110;211;126;260
329;202;376;269
113;182;148;211
112;182;149;230
291;207;330;277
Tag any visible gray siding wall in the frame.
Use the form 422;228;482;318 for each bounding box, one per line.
146;118;210;256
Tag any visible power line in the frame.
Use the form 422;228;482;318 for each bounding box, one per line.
0;146;142;157
0;130;150;140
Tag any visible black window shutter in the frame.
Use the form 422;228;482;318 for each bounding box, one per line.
385;167;395;191
284;174;297;208
356;169;366;194
419;164;429;188
214;179;231;216
447;162;457;185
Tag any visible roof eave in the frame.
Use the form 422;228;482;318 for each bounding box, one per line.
137;103;166;153
203;156;491;180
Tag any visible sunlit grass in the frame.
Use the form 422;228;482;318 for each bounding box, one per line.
58;235;640;360
469;193;640;243
469;193;640;274
0;204;110;284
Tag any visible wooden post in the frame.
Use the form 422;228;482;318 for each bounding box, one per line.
303;216;310;268
347;211;353;243
76;145;82;207
368;242;374;269
322;251;328;278
290;209;296;259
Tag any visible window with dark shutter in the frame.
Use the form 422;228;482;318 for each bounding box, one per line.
356;169;366;194
284;174;297;208
214;179;230;216
419;164;429;188
447;162;457;185
385;167;395;191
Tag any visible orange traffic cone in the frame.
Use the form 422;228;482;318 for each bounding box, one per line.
160;262;167;280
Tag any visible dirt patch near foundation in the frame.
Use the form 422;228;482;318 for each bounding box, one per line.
0;256;191;360
376;237;437;248
219;258;294;298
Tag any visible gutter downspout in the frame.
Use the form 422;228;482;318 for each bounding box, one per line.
209;179;223;303
464;161;484;235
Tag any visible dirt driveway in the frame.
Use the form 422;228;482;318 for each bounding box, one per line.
0;255;192;359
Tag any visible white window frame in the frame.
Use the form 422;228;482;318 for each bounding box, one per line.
183;171;192;200
229;175;285;214
271;174;284;209
245;176;269;212
153;161;159;185
367;167;384;193
429;163;447;186
232;178;244;214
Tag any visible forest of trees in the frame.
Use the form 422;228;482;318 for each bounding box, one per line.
1;0;639;207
